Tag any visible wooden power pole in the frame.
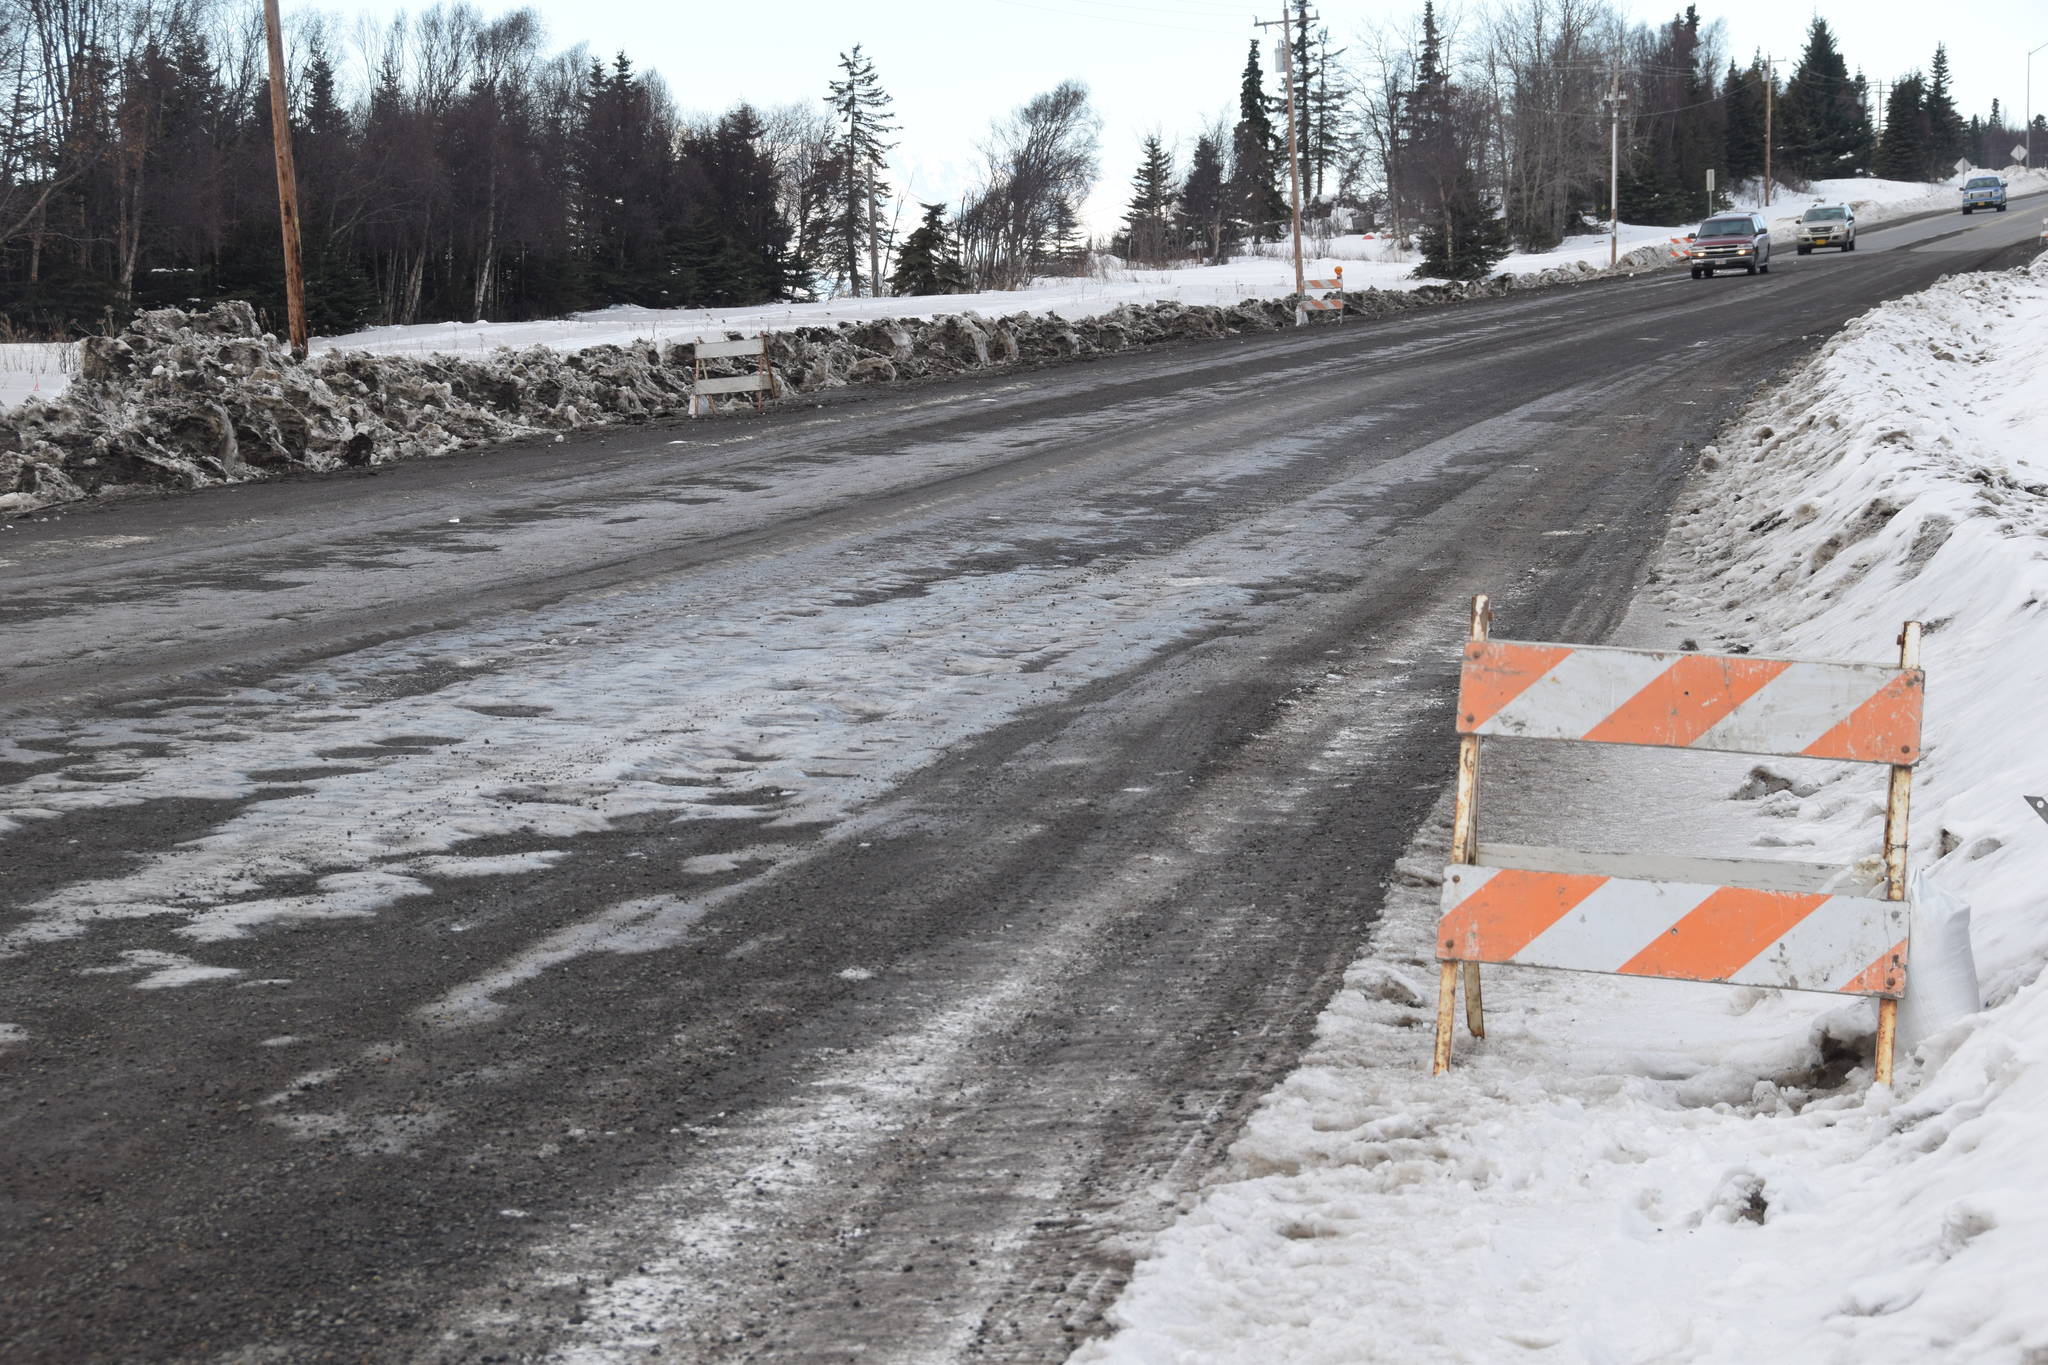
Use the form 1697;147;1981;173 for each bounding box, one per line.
262;0;309;357
1762;56;1774;209
1255;7;1316;314
1603;64;1625;266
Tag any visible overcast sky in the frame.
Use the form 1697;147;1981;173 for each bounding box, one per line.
335;0;2048;231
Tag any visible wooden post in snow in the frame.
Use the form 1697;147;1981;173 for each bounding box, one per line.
262;0;309;358
1434;593;1491;1074
1875;620;1920;1087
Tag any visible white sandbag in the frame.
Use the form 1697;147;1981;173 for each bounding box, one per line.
1896;870;1981;1055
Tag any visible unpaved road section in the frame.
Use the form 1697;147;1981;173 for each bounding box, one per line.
2;208;2040;1364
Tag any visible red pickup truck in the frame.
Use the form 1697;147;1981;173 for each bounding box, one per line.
1684;212;1772;279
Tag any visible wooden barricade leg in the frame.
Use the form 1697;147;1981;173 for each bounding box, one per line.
1434;593;1492;1072
1875;620;1921;1088
1432;962;1459;1074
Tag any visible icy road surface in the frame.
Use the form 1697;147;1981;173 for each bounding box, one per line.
0;201;2041;1363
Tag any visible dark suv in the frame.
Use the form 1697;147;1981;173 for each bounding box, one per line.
1685;212;1771;278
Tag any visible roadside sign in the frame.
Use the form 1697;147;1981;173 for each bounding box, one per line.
2012;144;2029;165
1954;158;1973;175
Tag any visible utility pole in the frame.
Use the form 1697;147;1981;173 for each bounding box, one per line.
1255;7;1314;312
866;168;880;298
1603;64;1625;266
261;0;308;357
1763;56;1775;209
2029;42;2047;172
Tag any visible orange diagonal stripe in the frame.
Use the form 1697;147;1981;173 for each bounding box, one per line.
1801;672;1924;764
1839;937;1909;997
1438;868;1607;961
1583;655;1790;748
1458;642;1572;731
1619;886;1828;982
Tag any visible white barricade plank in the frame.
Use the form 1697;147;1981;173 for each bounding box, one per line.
1438;863;1906;997
693;337;766;360
1457;639;1923;764
1474;842;1863;896
693;374;771;395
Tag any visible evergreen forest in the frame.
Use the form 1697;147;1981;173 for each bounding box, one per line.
0;0;2033;337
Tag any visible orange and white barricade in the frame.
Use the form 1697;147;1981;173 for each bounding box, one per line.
690;334;775;416
1432;595;1924;1085
1296;266;1344;325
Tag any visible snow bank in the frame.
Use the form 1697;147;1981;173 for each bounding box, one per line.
0;301;703;514
1077;257;2048;1362
0;281;1532;516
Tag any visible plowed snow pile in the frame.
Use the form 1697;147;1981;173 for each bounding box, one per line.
1077;259;2048;1363
0;285;1518;515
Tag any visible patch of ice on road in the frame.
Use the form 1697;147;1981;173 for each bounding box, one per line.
269;1107;449;1156
180;870;435;944
0;1023;26;1046
836;966;874;982
403;851;569;879
258;1035;304;1048
81;948;242;989
422;895;721;1028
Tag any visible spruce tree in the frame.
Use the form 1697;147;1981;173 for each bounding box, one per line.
1924;45;1964;170
1049;195;1085;269
1121;134;1175;264
1873;75;1931;181
1178;133;1233;264
1981;99;2006;168
888;202;965;296
1623;7;1717;224
678;104;804;307
1229;42;1286;241
1723;59;1768;188
1779;19;1874;180
1415;169;1510;281
825;45;896;297
1307;27;1349;201
1400;3;1508;280
1287;0;1315;195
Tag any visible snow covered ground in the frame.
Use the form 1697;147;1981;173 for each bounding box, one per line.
1073;255;2048;1360
6;169;2034;414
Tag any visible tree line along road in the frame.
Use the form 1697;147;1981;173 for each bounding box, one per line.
0;201;2041;1363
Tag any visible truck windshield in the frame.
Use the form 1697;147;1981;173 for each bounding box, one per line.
1967;177;2000;188
1802;208;1845;221
1698;218;1752;236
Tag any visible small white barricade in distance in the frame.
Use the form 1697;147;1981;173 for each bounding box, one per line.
690;334;775;416
1431;595;1926;1087
1296;265;1344;325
